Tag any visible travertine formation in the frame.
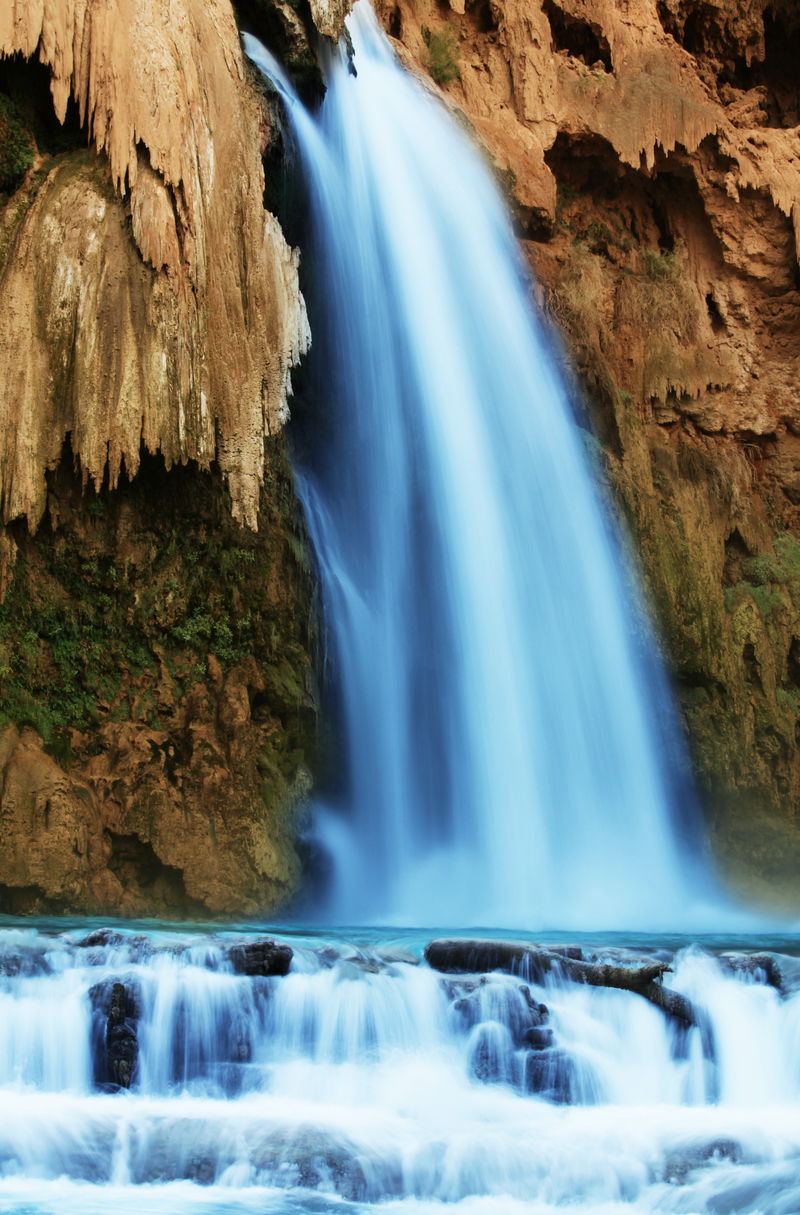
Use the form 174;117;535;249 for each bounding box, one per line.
1;0;799;914
0;0;318;916
381;0;800;905
0;0;310;530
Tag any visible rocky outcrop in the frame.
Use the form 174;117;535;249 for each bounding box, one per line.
0;1;319;917
0;444;315;918
380;0;800;908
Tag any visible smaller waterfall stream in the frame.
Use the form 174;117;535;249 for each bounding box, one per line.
0;924;799;1213
246;7;713;930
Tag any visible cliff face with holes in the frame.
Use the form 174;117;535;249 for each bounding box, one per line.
0;0;321;917
379;0;800;906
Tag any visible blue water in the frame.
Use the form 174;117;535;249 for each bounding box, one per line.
246;6;719;931
0;920;799;1214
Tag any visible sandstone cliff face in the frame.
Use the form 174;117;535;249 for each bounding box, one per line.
0;1;319;916
0;445;316;917
379;0;800;905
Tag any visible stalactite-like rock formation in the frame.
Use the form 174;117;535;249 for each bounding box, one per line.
382;0;800;907
0;0;310;531
0;1;317;917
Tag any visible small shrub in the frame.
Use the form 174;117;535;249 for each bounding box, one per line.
0;95;35;194
422;25;460;87
641;247;676;282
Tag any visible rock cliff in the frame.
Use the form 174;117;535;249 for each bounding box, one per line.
377;0;800;906
0;0;317;915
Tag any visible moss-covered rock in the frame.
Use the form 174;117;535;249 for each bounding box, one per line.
0;439;317;918
0;94;34;195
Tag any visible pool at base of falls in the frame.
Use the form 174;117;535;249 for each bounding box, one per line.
0;921;798;1214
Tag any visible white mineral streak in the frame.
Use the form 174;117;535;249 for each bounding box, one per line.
0;0;310;529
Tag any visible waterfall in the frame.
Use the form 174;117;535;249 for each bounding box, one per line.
0;924;798;1213
245;6;715;929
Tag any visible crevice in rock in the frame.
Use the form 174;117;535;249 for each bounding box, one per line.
0;53;85;165
723;528;752;587
0;883;56;915
786;636;800;689
472;0;499;35
105;831;205;916
657;0;799;127
742;642;762;691
543;0;612;72
235;0;324;103
705;292;726;333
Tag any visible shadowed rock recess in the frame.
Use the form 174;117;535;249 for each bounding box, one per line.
377;0;800;908
1;0;799;915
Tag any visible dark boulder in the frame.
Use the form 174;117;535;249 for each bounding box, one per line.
523;1025;554;1049
228;937;293;976
523;1047;577;1103
89;978;140;1089
76;929;127;949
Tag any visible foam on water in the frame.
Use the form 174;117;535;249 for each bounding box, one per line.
0;926;799;1212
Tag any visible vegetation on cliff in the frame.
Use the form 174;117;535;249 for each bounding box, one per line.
0;440;316;917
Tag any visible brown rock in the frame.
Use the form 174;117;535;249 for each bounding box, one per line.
0;0;310;531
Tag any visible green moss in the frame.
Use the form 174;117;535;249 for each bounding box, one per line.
0;95;35;195
0;442;316;773
421;25;460;87
734;534;800;593
724;581;784;619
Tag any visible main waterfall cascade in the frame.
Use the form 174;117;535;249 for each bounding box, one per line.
247;7;712;930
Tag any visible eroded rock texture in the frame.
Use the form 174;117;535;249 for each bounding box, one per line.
0;444;316;917
0;1;318;916
0;0;310;531
380;0;800;906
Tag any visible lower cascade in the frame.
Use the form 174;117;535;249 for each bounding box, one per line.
0;925;799;1213
248;6;711;929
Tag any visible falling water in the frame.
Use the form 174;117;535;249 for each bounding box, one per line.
0;924;799;1214
246;6;712;928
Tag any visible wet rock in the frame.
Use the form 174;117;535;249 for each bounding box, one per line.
344;955;382;973
0;948;50;978
373;945;419;965
523;1025;554;1049
718;952;783;989
89;979;140;1089
252;1127;373;1201
76;928;127;949
662;1138;743;1184
468;1022;516;1085
426;939;538;975
519;984;549;1023
187;1153;216;1185
228;938;293;976
523;1047;577;1104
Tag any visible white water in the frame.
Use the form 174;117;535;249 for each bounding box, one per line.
1;926;799;1213
246;7;716;929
